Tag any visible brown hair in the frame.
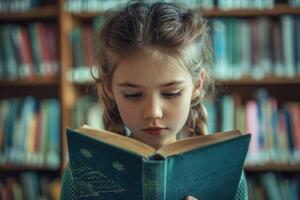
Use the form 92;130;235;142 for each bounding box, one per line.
94;1;214;138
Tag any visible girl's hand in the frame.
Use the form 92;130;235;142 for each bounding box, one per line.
185;196;198;200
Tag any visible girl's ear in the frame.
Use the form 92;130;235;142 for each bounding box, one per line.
192;69;205;99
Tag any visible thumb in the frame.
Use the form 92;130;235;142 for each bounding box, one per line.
186;196;198;200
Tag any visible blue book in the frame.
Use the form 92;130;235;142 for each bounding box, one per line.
67;126;251;200
46;99;61;168
295;16;300;75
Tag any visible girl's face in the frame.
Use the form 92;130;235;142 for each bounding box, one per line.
110;52;199;149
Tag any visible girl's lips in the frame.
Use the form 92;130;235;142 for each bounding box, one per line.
142;128;167;136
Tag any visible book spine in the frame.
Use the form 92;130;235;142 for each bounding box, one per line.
142;158;166;200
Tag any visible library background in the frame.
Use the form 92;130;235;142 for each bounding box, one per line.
0;0;300;199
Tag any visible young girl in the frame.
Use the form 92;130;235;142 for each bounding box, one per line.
61;1;248;200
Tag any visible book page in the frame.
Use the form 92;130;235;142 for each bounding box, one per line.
157;130;242;157
76;126;243;159
77;126;156;158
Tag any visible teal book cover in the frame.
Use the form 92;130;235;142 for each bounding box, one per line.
66;126;251;200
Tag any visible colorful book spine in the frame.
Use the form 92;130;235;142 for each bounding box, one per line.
247;173;300;200
0;97;61;167
0;172;61;200
210;90;300;164
0;23;59;81
0;0;42;13
246;100;260;163
211;16;298;79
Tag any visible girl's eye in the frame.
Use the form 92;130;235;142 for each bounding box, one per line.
122;90;182;100
162;91;182;99
123;93;143;99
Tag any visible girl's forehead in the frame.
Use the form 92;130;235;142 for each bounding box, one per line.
117;49;185;71
113;52;193;88
120;49;168;64
117;53;185;75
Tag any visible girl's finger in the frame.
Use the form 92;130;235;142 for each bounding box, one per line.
186;196;198;200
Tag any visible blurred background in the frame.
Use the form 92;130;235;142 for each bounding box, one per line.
0;0;300;199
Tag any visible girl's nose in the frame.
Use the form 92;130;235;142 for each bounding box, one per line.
143;98;163;120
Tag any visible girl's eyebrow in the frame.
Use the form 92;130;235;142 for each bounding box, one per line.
117;81;184;88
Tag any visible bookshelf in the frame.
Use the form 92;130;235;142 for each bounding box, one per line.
71;5;300;18
201;5;300;17
220;77;300;85
0;6;58;20
0;164;60;172
0;79;58;86
0;0;62;199
0;0;300;199
245;163;300;172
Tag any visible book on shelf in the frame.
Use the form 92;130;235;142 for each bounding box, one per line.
63;0;279;12
212;16;300;80
296;16;300;75
0;23;59;81
282;15;296;78
0;172;61;200
252;173;300;200
206;89;300;164
0;0;43;13
68;16;300;82
0;97;61;168
66;125;251;200
68;19;104;83
217;0;274;10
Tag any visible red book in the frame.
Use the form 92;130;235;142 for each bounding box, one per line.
34;109;42;156
45;24;59;76
20;27;35;80
37;23;52;79
287;103;300;152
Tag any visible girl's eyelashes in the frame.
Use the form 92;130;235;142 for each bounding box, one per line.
162;90;182;99
123;92;143;99
122;90;183;100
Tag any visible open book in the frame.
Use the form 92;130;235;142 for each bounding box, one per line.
66;125;251;200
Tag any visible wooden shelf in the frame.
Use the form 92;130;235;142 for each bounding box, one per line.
0;6;58;20
0;163;60;172
68;77;300;87
0;78;59;87
70;11;108;19
201;5;300;17
217;76;300;85
245;163;300;172
202;5;300;17
69;5;300;19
